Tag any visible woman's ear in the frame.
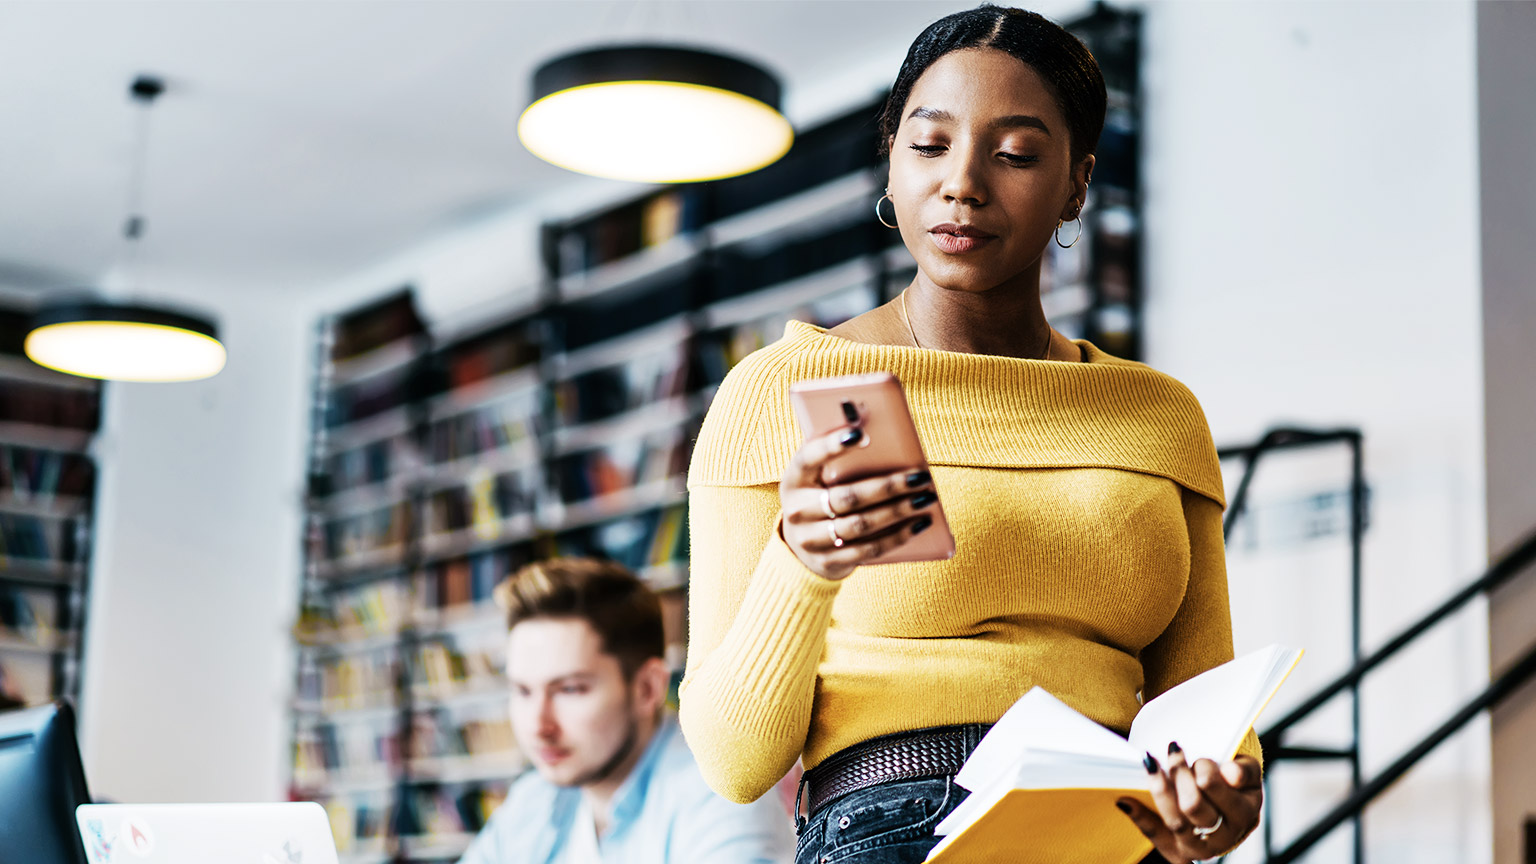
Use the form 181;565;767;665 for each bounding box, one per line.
1062;154;1096;220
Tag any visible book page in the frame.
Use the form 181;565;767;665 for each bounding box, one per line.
954;688;1139;793
937;752;1148;838
1128;644;1302;762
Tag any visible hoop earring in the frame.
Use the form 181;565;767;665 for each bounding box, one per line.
875;191;898;229
1054;215;1083;248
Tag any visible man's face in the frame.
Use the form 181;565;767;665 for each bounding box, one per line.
506;617;638;788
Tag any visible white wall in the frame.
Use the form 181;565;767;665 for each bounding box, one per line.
1141;2;1488;862
79;282;312;803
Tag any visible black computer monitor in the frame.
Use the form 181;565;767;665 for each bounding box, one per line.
0;701;92;864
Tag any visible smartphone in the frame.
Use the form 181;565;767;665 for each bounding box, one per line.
788;372;955;564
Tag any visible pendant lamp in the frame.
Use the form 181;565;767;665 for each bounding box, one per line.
26;75;226;382
518;45;794;183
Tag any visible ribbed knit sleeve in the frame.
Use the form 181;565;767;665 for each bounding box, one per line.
678;483;840;803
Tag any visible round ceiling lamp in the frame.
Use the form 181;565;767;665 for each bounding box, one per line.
25;303;226;383
518;45;794;183
26;74;226;383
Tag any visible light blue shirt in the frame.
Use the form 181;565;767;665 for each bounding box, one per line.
457;714;793;864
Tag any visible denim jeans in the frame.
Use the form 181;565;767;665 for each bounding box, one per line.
793;776;964;864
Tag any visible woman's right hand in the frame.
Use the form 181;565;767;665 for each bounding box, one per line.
778;426;938;581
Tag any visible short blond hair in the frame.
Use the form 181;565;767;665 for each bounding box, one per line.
494;557;664;678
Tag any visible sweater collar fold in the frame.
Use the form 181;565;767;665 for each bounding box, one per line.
690;321;1225;507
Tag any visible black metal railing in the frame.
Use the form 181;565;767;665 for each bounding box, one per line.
1221;427;1536;864
1218;427;1367;863
1262;528;1536;864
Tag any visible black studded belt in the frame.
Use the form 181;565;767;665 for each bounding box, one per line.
798;723;993;820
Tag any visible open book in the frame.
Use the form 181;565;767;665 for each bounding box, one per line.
925;644;1302;864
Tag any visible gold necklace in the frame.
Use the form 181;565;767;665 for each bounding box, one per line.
899;289;1054;360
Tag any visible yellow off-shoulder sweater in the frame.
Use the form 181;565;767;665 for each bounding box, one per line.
679;320;1256;804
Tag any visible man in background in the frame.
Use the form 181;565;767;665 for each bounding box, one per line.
458;557;792;864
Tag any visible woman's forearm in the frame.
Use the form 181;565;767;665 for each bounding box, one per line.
678;484;842;803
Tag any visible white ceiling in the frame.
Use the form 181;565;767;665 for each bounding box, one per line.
0;0;1087;297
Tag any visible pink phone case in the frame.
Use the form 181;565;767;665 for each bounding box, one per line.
789;372;955;564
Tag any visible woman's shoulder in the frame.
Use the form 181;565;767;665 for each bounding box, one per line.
689;322;818;488
1075;340;1211;420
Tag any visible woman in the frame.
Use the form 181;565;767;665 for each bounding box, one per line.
679;6;1262;864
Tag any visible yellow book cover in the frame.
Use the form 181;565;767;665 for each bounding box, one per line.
925;644;1302;864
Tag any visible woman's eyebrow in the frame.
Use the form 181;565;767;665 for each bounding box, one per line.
906;106;1052;135
991;114;1052;135
907;105;953;122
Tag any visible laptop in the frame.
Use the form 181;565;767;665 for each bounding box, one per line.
75;802;340;864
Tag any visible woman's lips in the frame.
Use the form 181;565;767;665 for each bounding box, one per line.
929;231;994;254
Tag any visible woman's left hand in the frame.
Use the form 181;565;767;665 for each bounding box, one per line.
1117;746;1263;863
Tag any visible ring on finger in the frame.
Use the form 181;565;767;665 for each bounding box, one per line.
820;487;838;520
1191;815;1224;839
827;520;845;548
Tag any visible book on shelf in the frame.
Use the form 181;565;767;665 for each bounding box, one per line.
558;187;706;274
554;342;690;427
0;511;77;561
924;644;1303;864
695;281;879;388
553;437;688;505
325;435;416;493
410;634;503;699
330;290;426;364
436;322;539;393
559;272;692;349
326;365;417;429
417;545;528;615
0;444;94;499
293;717;400;784
298;649;401;709
324;502;411;561
553;503;683;572
0;584;60;643
400;784;508;843
0;381;100;431
296;580;409;642
408;708;518;765
424;471;536;540
427;394;540;465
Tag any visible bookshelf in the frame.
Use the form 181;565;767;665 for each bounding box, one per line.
289;11;1141;859
0;306;102;715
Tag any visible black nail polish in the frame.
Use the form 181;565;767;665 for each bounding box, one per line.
911;516;933;535
840;400;859;423
1143;752;1159;774
905;470;931;488
1115;801;1133;815
910;491;938;509
839;428;863;446
1167;741;1182;757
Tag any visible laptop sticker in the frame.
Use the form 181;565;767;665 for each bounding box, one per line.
83;817;115;864
120;816;155;858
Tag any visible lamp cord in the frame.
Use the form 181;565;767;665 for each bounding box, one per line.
120;76;164;285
